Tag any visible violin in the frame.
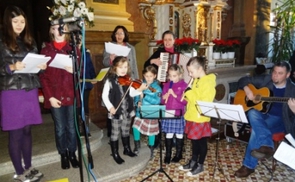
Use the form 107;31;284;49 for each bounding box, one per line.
118;75;156;92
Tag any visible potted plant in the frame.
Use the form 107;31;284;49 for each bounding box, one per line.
226;39;241;59
156;37;200;57
212;39;227;59
174;37;200;54
268;0;295;63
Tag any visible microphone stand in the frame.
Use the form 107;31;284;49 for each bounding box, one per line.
66;29;93;182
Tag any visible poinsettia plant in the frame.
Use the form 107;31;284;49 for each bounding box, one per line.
156;37;200;53
212;39;241;53
226;39;241;52
212;39;227;53
48;0;95;28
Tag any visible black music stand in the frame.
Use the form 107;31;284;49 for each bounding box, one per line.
196;101;248;182
139;107;182;182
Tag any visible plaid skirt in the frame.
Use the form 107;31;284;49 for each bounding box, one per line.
132;117;159;136
185;121;212;140
161;117;185;134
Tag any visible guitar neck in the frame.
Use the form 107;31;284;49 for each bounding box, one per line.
261;97;290;103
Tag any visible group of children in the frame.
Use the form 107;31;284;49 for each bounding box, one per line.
102;56;216;176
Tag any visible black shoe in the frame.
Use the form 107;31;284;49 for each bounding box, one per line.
164;138;173;164
60;153;70;169
187;163;204;176
122;136;137;157
133;140;141;155
148;145;154;160
68;151;79;168
171;138;183;163
110;140;125;164
178;160;196;171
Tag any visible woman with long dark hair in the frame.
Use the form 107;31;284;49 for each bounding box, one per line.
0;6;46;182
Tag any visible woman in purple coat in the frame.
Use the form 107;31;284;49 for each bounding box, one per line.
0;6;46;182
161;64;187;164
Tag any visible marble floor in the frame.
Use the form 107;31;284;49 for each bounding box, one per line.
0;113;294;182
119;136;295;182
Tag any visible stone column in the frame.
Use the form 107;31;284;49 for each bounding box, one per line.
229;0;246;37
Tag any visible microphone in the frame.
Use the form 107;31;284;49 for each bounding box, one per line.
51;17;80;25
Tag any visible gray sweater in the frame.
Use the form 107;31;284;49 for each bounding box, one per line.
102;42;139;79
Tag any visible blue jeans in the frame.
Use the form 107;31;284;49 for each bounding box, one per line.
51;105;77;154
243;109;285;169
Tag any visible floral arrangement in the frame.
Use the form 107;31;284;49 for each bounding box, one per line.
212;39;227;53
156;37;200;53
48;0;95;28
212;39;241;53
226;39;241;52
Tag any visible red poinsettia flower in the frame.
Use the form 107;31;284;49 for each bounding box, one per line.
175;37;200;53
156;37;200;53
212;39;241;53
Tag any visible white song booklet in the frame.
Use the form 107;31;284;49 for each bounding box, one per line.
274;133;295;170
14;53;51;73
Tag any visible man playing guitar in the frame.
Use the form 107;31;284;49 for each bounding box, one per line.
234;61;295;178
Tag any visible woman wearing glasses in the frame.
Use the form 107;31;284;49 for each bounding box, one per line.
102;25;139;79
102;25;139;137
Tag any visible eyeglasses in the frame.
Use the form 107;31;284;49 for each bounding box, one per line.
115;32;124;36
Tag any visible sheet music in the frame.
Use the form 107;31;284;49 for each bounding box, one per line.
104;42;131;57
285;133;295;147
165;110;176;118
196;101;249;123
84;67;110;82
14;53;51;73
274;141;295;170
178;54;191;83
49;53;72;70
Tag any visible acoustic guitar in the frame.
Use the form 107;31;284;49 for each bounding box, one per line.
233;84;290;113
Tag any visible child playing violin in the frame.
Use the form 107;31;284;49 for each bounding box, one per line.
132;65;162;159
161;64;187;164
102;56;147;165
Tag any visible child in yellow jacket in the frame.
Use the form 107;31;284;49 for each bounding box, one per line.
178;56;216;176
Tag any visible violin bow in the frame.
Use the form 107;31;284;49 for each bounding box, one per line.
114;83;133;113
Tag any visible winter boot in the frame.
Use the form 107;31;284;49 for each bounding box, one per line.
178;159;197;171
164;138;173;164
122;136;137;157
148;145;155;160
68;151;79;168
133;140;141;154
110;140;125;164
60;153;70;169
171;138;184;163
187;163;204;176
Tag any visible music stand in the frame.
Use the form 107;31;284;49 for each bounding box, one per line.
196;101;248;181
140;106;182;182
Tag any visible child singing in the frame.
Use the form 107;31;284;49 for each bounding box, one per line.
102;56;147;165
178;57;216;176
161;64;187;164
132;65;162;159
